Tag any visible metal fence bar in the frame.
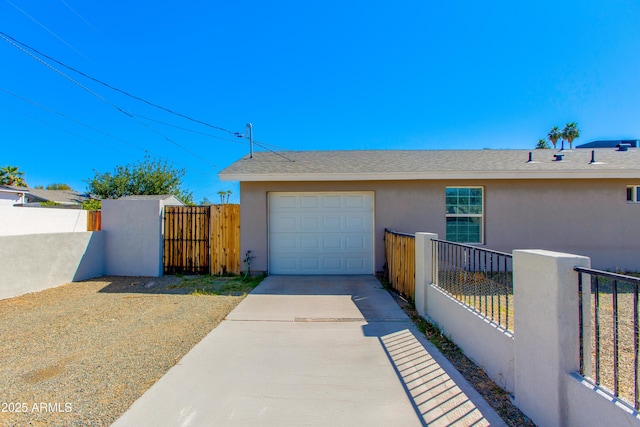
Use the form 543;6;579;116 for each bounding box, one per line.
636;285;639;410
578;272;585;376
431;239;513;332
594;275;601;386
574;266;640;410
613;279;619;397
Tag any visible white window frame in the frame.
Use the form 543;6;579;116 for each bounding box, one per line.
445;186;484;244
627;186;640;203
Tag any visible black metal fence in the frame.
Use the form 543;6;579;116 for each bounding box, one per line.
432;239;514;331
575;267;640;410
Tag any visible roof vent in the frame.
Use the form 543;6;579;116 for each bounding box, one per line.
618;143;631;152
588;149;606;165
554;154;564;161
526;152;539;164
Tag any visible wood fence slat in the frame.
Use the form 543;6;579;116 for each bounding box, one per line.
163;204;239;275
87;211;102;231
384;230;415;302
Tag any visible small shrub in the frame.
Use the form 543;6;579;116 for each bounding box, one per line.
82;199;102;210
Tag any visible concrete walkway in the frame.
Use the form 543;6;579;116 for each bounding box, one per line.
113;276;507;427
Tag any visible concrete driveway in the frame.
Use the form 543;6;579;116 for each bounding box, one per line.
113;276;506;427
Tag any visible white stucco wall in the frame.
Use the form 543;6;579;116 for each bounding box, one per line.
427;286;515;392
102;197;182;277
416;236;640;426
0;205;88;236
0;231;104;300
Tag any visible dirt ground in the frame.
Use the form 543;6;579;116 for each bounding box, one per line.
0;276;245;427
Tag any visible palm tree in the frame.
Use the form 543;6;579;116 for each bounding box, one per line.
536;139;551;149
218;190;227;204
562;122;580;149
547;126;561;150
0;165;27;187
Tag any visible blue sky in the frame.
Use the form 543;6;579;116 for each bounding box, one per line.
2;1;639;203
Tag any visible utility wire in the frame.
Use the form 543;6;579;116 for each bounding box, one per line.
133;114;249;145
0;31;238;137
253;139;290;151
4;0;93;63
0;87;148;152
252;141;295;162
0;32;217;169
0;87;215;177
0;103;123;154
1;31;294;166
58;0;109;42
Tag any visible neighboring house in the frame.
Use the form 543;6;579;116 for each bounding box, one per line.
25;189;93;206
0;185;29;206
219;148;640;274
576;139;639;149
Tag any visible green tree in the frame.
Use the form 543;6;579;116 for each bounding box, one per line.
200;196;214;206
536;139;551;149
547;126;561;150
82;199;102;210
86;154;193;204
562;122;580;149
0;165;27;187
46;183;73;190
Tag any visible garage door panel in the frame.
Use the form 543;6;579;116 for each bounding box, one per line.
300;237;320;250
300;196;319;208
345;194;368;208
269;192;374;275
271;195;297;209
271;234;371;254
323;216;342;229
300;216;319;230
322;236;342;249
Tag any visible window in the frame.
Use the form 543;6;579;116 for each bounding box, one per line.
627;186;640;203
446;187;483;243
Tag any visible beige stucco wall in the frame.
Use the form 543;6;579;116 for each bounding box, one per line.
240;179;640;273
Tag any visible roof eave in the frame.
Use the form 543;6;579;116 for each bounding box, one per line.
220;169;640;182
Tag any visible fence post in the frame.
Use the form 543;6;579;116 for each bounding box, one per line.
513;249;590;427
414;232;438;317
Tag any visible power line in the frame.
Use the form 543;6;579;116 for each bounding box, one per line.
0;31;238;137
0;87;148;152
0;33;218;169
0;31;294;165
58;0;109;43
252;141;295;162
133;114;249;145
0;103;123;154
4;0;93;63
0;87;216;177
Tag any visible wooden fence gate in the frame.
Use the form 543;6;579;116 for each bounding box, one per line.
384;228;416;301
163;204;240;275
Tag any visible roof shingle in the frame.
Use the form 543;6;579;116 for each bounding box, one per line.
219;149;640;181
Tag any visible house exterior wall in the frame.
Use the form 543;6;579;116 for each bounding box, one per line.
241;178;640;273
0;205;88;236
0;192;23;206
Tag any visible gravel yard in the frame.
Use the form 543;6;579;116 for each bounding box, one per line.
0;276;247;427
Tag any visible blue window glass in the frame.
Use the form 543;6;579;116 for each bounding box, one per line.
445;188;483;243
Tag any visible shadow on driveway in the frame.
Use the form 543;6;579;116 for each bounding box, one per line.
243;275;504;427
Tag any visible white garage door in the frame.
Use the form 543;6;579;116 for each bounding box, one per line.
269;192;374;275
